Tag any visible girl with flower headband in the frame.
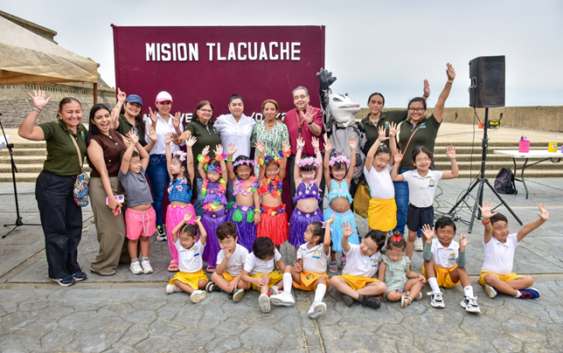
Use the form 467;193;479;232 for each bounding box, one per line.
165;133;197;272
323;137;360;272
225;142;261;251
255;140;291;248
198;144;229;272
288;136;324;250
379;232;425;308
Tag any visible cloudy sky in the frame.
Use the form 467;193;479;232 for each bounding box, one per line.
3;1;562;108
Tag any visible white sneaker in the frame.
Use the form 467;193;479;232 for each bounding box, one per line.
461;296;481;313
414;237;424;252
428;291;445;308
130;261;143;275
484;285;498;298
270;286;280;295
307;301;327;319
190;290;207;303
140;260;153;274
259;293;271;313
166;284;182;294
270;291;296;307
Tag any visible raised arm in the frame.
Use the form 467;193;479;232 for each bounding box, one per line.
345;137;357;184
172;212;192;244
311;137;323;184
323;215;335;255
226;143;238;182
433;63;456;123
18;91;50;141
365;126;389;172
195;216;207;246
215;144;229;182
442;146;459;179
111;88;126;130
341;220;355;253
186;136;196;184
517;204;549;242
255;141;266;183
120;132;137;174
391;150;405;182
198;145;210;180
323;139;333;190
144;124;157;153
279;140;290;180
478;201;497;244
294;137;305;185
388;122;397;165
165;132;174;179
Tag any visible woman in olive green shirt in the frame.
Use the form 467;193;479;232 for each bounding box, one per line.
18;91;88;287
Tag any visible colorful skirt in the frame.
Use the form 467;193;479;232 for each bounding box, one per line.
323;207;360;252
202;207;227;268
368;197;397;232
228;204;257;252
166;204;195;265
257;204;288;246
288;208;323;248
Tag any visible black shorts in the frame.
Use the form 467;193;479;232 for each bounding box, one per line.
407;204;434;232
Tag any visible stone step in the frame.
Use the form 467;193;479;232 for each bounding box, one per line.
0;164;92;173
432;154;562;162
0;156;47;164
432;146;549;154
433;160;563;170
0;148;46;156
10;141;47;148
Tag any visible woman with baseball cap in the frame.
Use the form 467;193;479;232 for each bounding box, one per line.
145;91;184;240
111;88;151;148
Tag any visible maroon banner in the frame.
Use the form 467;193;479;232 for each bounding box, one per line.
112;25;325;123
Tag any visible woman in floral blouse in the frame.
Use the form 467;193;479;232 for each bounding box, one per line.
250;99;290;176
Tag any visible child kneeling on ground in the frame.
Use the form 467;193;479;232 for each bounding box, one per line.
421;218;480;313
241;237;286;313
331;223;387;310
478;201;548;299
206;222;249;303
166;214;209;303
270;215;335;319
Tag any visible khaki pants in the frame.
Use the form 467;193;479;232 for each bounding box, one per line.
89;177;127;273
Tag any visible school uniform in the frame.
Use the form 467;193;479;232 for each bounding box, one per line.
422;238;461;288
244;249;284;291
169;240;208;289
293;243;331;291
338;244;381;290
403;169;443;232
216;244;249;282
478;234;523;286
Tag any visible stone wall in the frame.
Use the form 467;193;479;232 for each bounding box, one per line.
0;83;116;127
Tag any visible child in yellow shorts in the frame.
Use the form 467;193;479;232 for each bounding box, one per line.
270;215;335;319
421;218;479;313
331;222;387;310
165;214;208;304
206;223;250;303
478;202;549;300
241;237;286;313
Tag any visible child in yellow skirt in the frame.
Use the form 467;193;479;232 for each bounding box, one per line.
421;218;480;313
270;215;335;319
165;213;208;303
364;125;397;234
241;237;286;313
478;201;548;300
206;222;249;303
331;222;388;310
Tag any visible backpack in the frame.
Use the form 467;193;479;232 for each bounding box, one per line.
494;167;517;195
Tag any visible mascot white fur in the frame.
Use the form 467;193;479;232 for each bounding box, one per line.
317;68;366;181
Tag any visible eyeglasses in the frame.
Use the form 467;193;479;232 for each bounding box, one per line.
408;107;425;112
293;95;308;100
199;109;212;113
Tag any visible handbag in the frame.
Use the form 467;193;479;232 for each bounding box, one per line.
68;130;90;207
353;179;370;219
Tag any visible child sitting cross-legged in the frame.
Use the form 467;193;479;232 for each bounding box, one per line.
165;214;209;304
421;218;480;313
478;201;548;300
379;233;425;308
331;223;388;310
206;222;250;303
270;215;335;319
241;237;286;313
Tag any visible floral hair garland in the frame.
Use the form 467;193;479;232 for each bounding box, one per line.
257;150;290;166
198;154;223;173
329;154;350;168
172;151;187;162
233;159;255;168
297;156;321;169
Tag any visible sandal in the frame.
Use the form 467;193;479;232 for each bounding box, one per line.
401;295;412;308
406;291;423;301
340;256;347;269
329;261;338;273
206;266;216;273
168;262;179;272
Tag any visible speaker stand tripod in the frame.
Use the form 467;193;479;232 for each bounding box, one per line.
447;108;522;233
0;113;41;238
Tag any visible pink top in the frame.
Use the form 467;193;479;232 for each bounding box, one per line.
284;106;324;156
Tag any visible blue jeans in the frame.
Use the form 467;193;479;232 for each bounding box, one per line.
147;155;170;228
194;177;204;218
393;168;421;237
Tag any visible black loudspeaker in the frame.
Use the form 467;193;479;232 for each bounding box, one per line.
469;56;505;108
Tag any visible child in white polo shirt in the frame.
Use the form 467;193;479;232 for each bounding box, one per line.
391;145;459;259
421;218;480;313
166;214;208;304
206;222;250;303
270;215;335;319
478;201;549;299
241;237;286;313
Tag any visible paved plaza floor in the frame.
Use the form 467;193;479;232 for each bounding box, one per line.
1;178;562;352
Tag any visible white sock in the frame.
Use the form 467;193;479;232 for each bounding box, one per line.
314;284;327;303
515;290;522;298
131;258;139;263
428;278;441;293
283;273;293;294
464;286;474;298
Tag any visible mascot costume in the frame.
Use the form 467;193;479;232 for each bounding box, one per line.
317;68;366;198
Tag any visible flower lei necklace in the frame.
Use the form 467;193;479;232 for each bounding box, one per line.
264;175;283;198
201;177;227;211
236;175;259;196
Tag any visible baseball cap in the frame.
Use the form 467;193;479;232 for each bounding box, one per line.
125;94;143;106
155;91;173;103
